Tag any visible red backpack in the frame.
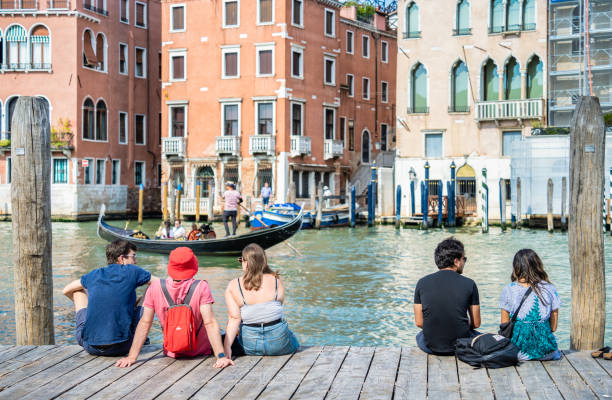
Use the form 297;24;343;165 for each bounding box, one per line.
160;279;201;354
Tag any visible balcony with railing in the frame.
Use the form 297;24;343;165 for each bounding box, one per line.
162;137;186;158
82;0;107;15
249;135;275;156
475;99;544;122
324;139;343;160
215;135;240;157
290;135;311;157
0;0;37;10
180;198;210;216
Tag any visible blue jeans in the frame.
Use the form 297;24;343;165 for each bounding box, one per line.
263;197;270;206
75;307;143;356
238;320;299;356
416;330;481;355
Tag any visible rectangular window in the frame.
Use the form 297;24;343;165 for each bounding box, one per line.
324;108;335;140
425;133;443;158
135;47;146;78
111;159;120;185
291;48;303;78
170;53;186;81
257;46;274;76
324;56;335;85
134;161;144;186
380;124;388;151
381;81;388;103
381;40;388;62
135;115;146;145
362;77;370;100
257;102;273;135
7;157;11;184
223;0;239;27
502;131;521;156
223;103;239;136
258;0;272;24
292;0;303;26
119;112;128;144
170;5;185;31
291;102;302;136
84;158;94;184
348;120;355;151
135;2;147;28
119;43;128;75
339;117;346;147
96;159;105;184
120;0;129;23
347;74;354;97
346;31;354;54
52;158;67;184
170;106;185;137
324;9;335;37
362;35;370;58
222;47;239;78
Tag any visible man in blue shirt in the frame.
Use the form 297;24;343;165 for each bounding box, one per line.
62;240;154;356
260;181;272;208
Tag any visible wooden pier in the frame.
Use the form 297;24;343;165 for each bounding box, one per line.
0;345;610;399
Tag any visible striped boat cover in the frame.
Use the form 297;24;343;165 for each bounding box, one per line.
31;36;49;43
6;26;27;42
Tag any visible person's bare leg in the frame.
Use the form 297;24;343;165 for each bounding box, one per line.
72;290;88;312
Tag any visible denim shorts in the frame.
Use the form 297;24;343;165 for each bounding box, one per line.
75;308;139;356
238;320;299;356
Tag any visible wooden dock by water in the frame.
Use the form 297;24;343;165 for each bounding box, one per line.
0;345;610;399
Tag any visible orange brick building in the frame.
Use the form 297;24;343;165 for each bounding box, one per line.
161;0;396;211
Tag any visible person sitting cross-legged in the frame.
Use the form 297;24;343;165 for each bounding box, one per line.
116;247;233;369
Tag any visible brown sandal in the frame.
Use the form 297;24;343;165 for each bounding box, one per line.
591;347;610;358
603;352;612;360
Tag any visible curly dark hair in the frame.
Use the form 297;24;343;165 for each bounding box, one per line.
106;240;137;264
434;237;465;269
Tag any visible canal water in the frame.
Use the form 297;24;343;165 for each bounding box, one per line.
0;220;611;348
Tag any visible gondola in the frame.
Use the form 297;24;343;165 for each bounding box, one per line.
96;204;303;255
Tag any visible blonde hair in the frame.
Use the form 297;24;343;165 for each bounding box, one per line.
242;243;278;290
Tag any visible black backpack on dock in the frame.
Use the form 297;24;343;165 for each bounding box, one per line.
455;333;519;369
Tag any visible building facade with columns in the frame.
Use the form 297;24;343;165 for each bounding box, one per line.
160;0;396;215
395;0;547;220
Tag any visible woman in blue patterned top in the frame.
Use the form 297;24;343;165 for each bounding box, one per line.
499;249;562;361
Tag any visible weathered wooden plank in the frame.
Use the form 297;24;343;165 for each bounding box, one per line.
595;357;612;377
0;345;81;389
291;346;349;400
515;361;563;400
563;350;612;399
190;356;262;400
55;346;162;400
0;345;57;376
543;356;597;400
427;355;460;400
256;346;323;400
224;354;293;400
122;356;206;400
456;359;494;400
155;357;221;400
326;346;375;400
360;347;402;400
394;347;427;400
487;366;529;399
0;349;95;399
89;353;176;400
0;345;36;365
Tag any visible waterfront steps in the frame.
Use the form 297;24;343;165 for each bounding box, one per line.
0;345;610;399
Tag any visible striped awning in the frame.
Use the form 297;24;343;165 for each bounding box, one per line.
6;26;27;42
30;36;49;43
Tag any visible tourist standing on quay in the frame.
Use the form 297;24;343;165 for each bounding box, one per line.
62;240;154;356
261;182;272;208
414;237;481;355
223;182;242;236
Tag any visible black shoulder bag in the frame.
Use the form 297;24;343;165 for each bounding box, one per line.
498;287;532;339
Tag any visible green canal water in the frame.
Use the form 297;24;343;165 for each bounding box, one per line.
0;220;611;348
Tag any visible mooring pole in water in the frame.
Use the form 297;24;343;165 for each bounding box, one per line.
569;96;606;350
420;181;427;229
516;177;522;229
511;178;516;229
395;185;401;228
449;161;456;227
561;176;567;230
350;185;356;227
162;182;168;222
410;178;415;215
367;182;373;226
424;162;430;228
436;183;442;228
481;168;488;233
207;189;214;222
138;184;144;227
315;182;323;229
195;184;201;222
499;178;507;231
176;184;182;221
371;161;377;221
608;168;612;234
11;96;55;344
446;181;452;225
547;178;554;233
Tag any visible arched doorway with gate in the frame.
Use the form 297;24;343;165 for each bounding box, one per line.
456;163;477;215
195;166;215;198
361;129;370;164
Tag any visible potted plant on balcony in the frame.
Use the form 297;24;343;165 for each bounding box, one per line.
344;1;376;23
51;118;74;150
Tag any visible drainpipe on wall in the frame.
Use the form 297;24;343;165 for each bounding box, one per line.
145;0;157;193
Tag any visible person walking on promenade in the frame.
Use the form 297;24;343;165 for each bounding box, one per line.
414;237;481;355
223;243;299;357
499;249;562;361
62;240;154;356
261;181;272;208
116;247;233;368
222;182;242;236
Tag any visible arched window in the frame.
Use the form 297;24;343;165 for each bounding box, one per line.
6;97;18;136
30;25;51;70
456;0;470;35
83;98;95;140
451;61;469;112
6;25;28;69
95;100;107;141
504;57;521;100
405;2;420;38
83;29;98;68
490;0;504;33
96;33;106;71
361;130;370;163
411;63;428;113
506;0;521;31
0;29;3;69
482;59;499;101
522;0;536;30
527;56;543;98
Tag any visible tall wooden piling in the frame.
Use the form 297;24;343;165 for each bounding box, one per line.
561;176;567;229
367;182;374;227
137;184;144;226
395;185;402;228
11;96;55;344
162;182;168;222
500;178;507;231
195;184;201;222
516;177;522;228
437;183;443;227
168;180;176;222
410;179;415;215
481;168;488;233
315;182;323;229
288;182;296;204
547;178;554;233
175;184;182;221
420;181;428;229
568;96;606;350
350;185;356;227
207;189;214;222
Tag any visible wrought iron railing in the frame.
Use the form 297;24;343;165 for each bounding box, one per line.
30;63;52;70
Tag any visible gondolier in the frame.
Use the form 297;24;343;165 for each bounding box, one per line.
222;182;242;237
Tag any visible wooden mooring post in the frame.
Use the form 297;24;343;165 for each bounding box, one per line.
481;168;488;233
315;182;323;229
516;177;522;229
162;182;168;222
207;189;214;222
350;185;356;227
288;182;296;204
547;178;554;233
137;184;144;227
367;182;374;227
568;96;606;350
11;96;55;344
437;183;443;228
175;184;182;221
195;184;201;222
500;178;507;231
168;180;176;222
561;176;567;230
420;181;428;229
395;185;401;228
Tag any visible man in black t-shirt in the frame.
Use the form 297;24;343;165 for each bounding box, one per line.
414;237;481;355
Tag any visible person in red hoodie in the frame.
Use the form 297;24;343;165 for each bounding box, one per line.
116;247;234;368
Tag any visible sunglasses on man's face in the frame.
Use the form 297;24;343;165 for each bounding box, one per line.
237;257;244;263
